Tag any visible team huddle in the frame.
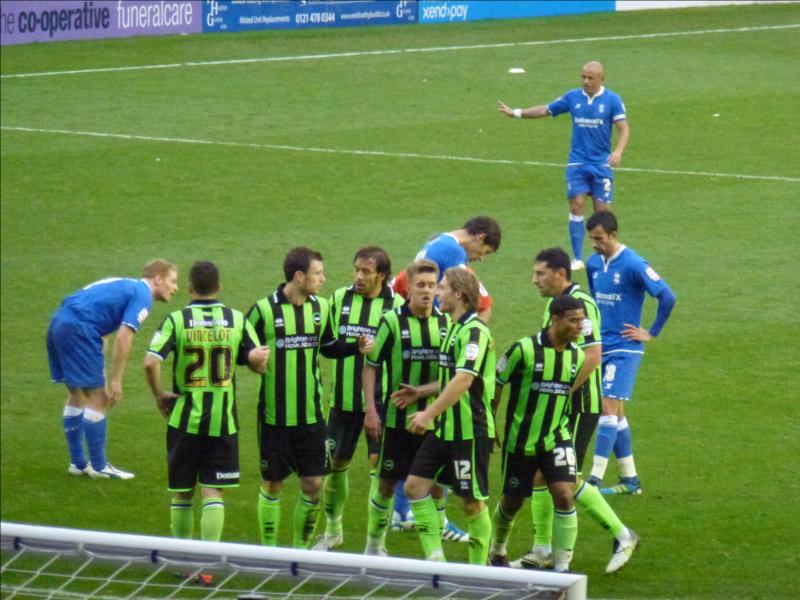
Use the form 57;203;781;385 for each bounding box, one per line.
47;62;676;575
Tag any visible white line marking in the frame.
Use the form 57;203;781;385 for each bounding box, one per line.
2;125;797;183
1;24;797;79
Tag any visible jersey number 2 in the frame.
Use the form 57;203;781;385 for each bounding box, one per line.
185;346;232;387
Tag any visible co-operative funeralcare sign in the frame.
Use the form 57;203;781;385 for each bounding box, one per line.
1;1;202;45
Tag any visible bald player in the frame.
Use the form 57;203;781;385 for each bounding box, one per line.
498;61;629;270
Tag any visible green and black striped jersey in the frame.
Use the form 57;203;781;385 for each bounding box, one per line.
366;304;450;430
542;283;602;414
329;284;404;413
246;284;339;427
436;312;496;441
496;329;585;455
147;300;258;436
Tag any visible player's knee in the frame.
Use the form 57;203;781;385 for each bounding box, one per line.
501;495;523;517
552;489;574;511
300;476;323;498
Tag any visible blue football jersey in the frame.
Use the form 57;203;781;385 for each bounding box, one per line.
416;233;468;282
586;246;668;353
548;87;626;165
59;278;153;335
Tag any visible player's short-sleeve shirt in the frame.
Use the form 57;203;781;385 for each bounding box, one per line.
147;300;259;436
542;284;602;414
587;245;669;354
246;284;334;427
59;278;152;335
329;284;404;413
402;232;492;311
367;304;450;430
496;330;585;455
547;87;626;165
436;312;496;441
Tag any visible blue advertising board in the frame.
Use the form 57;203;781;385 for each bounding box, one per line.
203;1;417;33
418;1;614;24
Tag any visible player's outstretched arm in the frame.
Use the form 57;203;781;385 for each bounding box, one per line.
497;100;549;119
391;382;439;409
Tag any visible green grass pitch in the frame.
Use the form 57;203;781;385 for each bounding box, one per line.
2;3;799;598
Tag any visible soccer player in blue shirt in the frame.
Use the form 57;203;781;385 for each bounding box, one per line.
498;61;629;271
47;260;178;479
583;212;676;494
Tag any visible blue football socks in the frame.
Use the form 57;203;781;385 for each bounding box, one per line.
568;214;585;260
63;406;87;468
82;407;108;470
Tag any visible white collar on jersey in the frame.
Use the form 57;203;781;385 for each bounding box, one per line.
582;86;606;104
601;244;627;269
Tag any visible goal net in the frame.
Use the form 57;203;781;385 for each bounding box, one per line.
1;522;587;600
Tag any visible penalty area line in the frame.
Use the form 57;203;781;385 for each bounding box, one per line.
0;24;798;79
1;125;798;184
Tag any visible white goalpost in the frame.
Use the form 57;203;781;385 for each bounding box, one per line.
1;522;587;599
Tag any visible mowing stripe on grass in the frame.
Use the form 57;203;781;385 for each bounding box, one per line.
1;24;797;79
2;125;798;183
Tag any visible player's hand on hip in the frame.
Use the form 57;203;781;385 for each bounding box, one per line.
621;323;652;342
364;410;382;441
156;392;181;419
358;334;375;355
608;151;623;167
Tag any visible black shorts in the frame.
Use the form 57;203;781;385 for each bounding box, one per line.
501;441;577;497
567;411;600;473
167;427;239;492
378;426;424;481
259;421;329;481
408;433;492;501
327;407;382;461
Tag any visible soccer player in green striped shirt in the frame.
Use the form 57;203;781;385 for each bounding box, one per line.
246;247;373;549
361;259;450;556
489;295;586;573
315;247;404;551
144;261;269;543
405;267;496;565
526;247;639;573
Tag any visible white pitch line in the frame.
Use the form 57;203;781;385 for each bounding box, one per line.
2;125;798;183
1;23;798;79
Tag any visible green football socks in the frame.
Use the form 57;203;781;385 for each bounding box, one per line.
293;493;321;548
553;507;578;569
410;495;443;560
532;485;554;547
490;503;515;556
467;506;491;565
366;489;393;549
200;497;225;542
575;479;625;537
323;468;348;537
258;488;281;546
170;499;194;539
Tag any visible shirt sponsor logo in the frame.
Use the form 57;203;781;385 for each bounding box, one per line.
404;348;439;362
574;117;604;128
465;342;480;361
340;324;375;338
189;319;229;327
595;292;623;306
137;308;149;324
439;352;455;368
215;471;239;480
531;380;572;396
275;335;318;350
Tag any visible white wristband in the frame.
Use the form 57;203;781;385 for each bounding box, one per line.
513;108;522;119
